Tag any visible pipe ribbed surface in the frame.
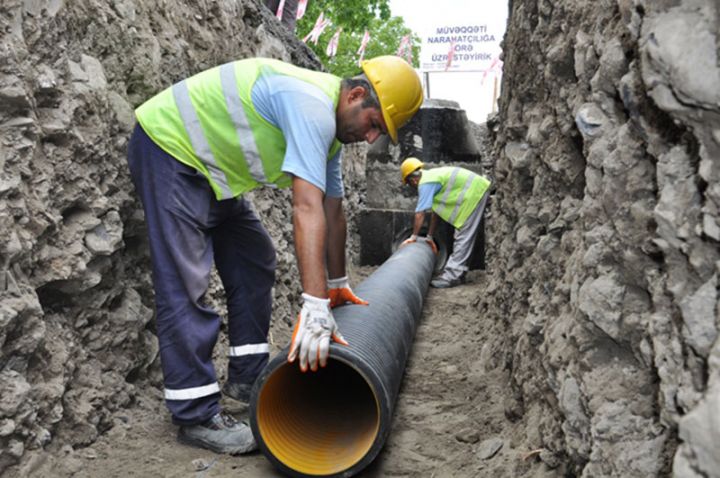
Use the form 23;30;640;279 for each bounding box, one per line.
249;243;435;477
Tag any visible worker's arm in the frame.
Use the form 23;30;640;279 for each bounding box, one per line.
288;176;349;372
402;210;437;254
291;176;327;298
401;211;426;247
412;211;426;236
324;195;346;279
428;212;439;237
424;212;439;254
324;196;369;307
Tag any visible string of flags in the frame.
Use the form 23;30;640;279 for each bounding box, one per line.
396;35;413;64
274;0;309;21
274;0;285;22
326;27;342;57
302;11;331;44
296;0;308;20
481;56;503;84
356;30;371;66
301;10;415;64
444;39;456;71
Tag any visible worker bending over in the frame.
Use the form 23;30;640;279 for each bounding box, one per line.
400;157;491;288
126;56;422;455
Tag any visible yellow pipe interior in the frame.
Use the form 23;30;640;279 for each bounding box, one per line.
256;359;380;476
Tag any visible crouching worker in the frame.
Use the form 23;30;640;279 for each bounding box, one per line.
399;157;491;288
126;56;423;454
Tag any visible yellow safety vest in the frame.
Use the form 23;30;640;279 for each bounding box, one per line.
136;58;343;200
420;167;490;228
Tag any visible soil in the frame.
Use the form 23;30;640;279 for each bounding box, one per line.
45;269;560;478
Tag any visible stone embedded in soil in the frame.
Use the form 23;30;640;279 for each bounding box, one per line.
477;437;504;460
455;428;481;443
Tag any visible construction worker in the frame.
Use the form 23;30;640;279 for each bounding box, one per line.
400;157;491;288
126;56;422;455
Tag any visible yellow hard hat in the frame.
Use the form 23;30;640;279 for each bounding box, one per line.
361;55;423;145
401;157;424;183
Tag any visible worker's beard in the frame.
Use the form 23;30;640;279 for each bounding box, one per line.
336;103;365;144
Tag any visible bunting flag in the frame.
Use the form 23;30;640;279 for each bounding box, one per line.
302;11;330;44
296;0;308;20
396;34;414;64
396;35;410;61
356;30;371;66
275;0;285;21
445;39;456;71
326;27;342;57
481;55;503;84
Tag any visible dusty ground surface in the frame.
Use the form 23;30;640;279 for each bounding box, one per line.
43;269;559;478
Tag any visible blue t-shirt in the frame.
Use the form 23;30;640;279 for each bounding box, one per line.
416;182;441;212
251;73;343;198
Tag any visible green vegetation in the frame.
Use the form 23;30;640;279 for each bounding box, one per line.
296;0;420;77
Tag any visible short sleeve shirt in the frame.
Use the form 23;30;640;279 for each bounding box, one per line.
251;73;343;197
416;182;441;212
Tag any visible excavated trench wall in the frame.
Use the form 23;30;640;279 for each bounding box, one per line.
0;1;367;473
2;0;719;476
485;0;719;476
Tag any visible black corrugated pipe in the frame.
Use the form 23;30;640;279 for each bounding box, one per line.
249;243;436;477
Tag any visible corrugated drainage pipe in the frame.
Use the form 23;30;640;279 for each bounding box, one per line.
250;243;435;477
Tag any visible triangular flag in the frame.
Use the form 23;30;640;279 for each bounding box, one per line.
326;28;342;57
275;0;285;21
296;0;308;20
357;30;371;66
445;40;456;71
302;11;330;44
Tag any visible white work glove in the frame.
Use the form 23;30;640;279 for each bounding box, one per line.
424;235;438;254
401;234;437;254
287;293;348;372
327;276;369;308
400;234;418;247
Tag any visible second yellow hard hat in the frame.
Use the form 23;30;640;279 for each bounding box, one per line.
400;157;424;183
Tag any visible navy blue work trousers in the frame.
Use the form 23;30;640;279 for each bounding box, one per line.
126;124;276;425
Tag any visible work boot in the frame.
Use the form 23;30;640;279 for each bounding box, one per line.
222;382;253;404
177;412;257;455
430;277;462;288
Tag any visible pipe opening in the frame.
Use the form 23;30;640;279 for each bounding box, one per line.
256;359;380;476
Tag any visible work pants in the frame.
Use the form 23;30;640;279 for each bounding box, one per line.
127;124;276;425
440;191;490;282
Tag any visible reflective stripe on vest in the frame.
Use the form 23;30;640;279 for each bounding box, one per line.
173;80;234;199
448;170;476;224
421;166;490;228
136;59;343;200
437;168;460;219
172;64;272;198
218;63;269;187
436;167;478;224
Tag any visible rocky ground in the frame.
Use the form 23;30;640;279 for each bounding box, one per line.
19;268;562;478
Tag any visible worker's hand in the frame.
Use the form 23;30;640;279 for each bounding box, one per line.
424;235;439;254
400;234;418;247
287;293;348;372
327;276;369;308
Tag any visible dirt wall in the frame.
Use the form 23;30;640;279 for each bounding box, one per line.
483;0;719;476
0;0;368;474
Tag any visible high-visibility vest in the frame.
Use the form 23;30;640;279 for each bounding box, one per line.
420;167;491;228
135;58;343;200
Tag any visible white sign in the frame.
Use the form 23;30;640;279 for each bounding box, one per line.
420;23;501;72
